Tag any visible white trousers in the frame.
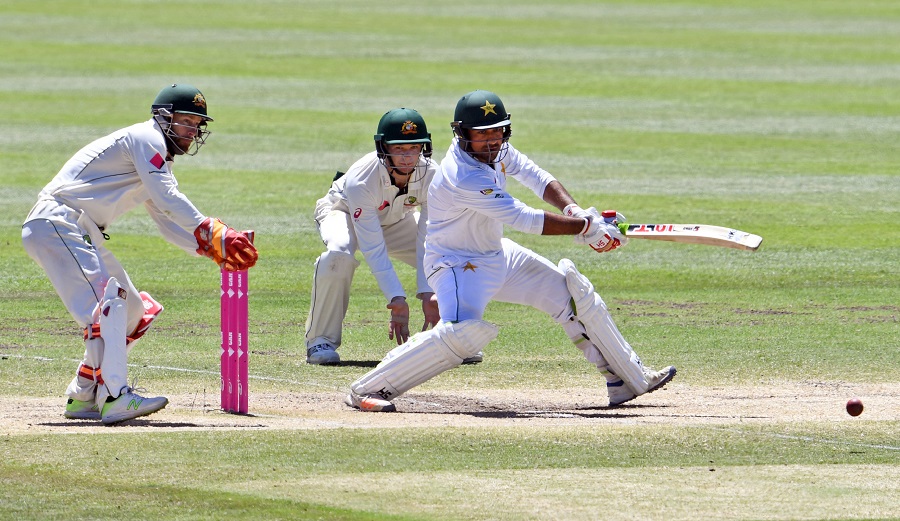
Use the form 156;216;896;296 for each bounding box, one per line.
22;202;146;400
304;202;419;349
426;238;572;323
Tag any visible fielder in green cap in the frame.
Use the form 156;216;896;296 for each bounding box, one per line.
304;108;450;366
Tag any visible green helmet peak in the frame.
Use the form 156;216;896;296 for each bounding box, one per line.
151;83;213;121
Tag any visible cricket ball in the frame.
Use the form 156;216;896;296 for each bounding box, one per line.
846;398;864;417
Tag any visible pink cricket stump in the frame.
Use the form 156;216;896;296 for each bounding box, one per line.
220;230;253;414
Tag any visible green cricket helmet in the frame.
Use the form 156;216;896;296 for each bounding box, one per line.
374;107;432;159
151;84;212;156
451;90;512;163
452;89;511;132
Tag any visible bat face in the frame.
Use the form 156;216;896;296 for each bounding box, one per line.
622;223;762;251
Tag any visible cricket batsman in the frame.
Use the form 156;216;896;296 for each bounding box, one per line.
22;84;258;424
346;90;676;412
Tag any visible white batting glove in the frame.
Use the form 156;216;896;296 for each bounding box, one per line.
566;204;627;226
574;207;628;253
563;203;592;219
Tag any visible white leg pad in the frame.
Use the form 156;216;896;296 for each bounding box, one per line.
559;259;650;393
351;320;498;401
561;319;612;373
95;277;129;407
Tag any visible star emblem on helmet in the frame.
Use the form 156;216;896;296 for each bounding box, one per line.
400;120;418;135
480;100;497;116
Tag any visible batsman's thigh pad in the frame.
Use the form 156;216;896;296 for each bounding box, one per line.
351;320;499;401
559;259;650;393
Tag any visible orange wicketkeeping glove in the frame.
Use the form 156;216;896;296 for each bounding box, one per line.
194;217;258;271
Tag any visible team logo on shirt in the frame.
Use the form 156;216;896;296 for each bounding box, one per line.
400;120;418;135
480;189;494;195
404;196;418;206
353;208;362;219
463;261;477;272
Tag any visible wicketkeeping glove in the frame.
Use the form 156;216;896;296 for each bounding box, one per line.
573;207;628;253
194;217;259;271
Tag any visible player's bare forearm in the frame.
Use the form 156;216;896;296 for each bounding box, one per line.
542;212;587;235
541;180;577;212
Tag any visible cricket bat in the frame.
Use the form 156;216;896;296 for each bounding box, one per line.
618;223;762;251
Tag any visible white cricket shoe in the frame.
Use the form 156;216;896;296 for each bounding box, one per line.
307;343;340;365
344;392;396;412
461;351;483;365
100;387;168;424
64;398;100;420
608;365;677;406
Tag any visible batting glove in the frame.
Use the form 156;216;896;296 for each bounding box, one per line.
566;205;627;226
574;207;628;253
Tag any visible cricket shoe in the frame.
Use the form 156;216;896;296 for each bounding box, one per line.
607;365;677;407
461;351;483;365
344;392;396;412
64;398;100;420
307;343;340;365
100;387;168;425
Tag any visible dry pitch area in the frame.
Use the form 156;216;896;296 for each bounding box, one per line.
4;381;897;434
4;381;898;520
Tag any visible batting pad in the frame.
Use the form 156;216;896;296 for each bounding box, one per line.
95;277;129;407
351;320;498;402
559;259;650;393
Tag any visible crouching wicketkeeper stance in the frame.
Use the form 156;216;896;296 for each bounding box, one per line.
22;84;258;424
346;90;676;412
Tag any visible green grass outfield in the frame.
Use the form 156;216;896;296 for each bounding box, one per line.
1;1;898;520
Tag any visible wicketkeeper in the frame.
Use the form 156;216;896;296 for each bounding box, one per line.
22;84;258;424
346;90;676;412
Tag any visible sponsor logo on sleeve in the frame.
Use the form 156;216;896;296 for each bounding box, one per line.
150;153;166;170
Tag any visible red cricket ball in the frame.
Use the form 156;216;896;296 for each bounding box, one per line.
846;398;864;417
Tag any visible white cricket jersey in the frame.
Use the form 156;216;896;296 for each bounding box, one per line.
427;140;555;259
25;118;205;254
322;151;437;300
